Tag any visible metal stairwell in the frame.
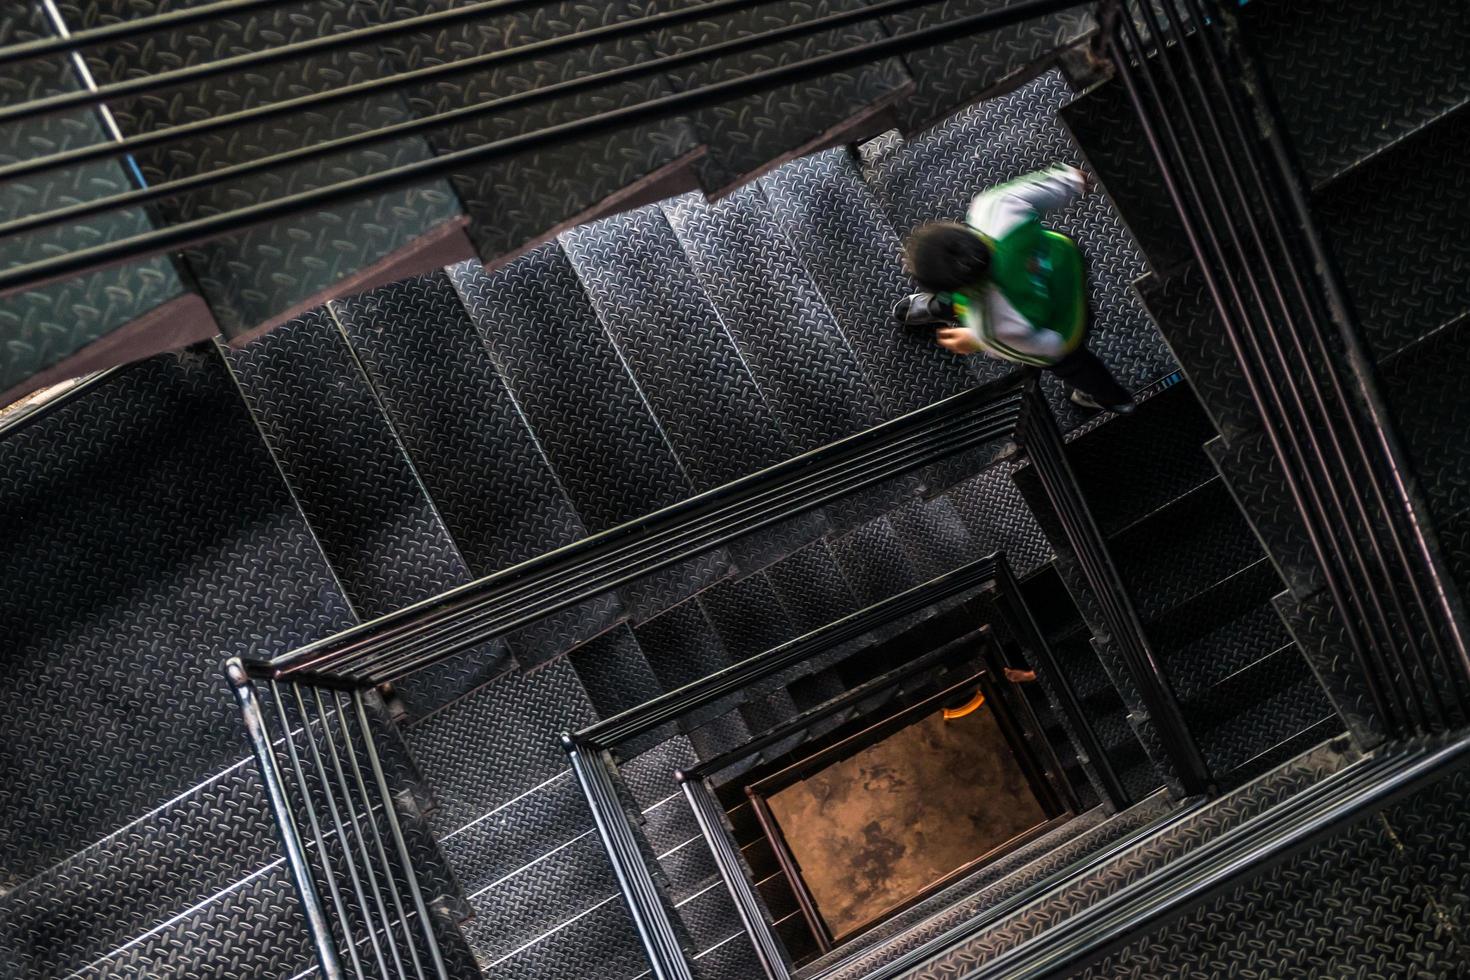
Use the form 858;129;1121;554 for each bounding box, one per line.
4;22;1179;980
1015;381;1341;794
7;4;1470;980
0;351;360;979
0;0;1086;403
1091;0;1470;741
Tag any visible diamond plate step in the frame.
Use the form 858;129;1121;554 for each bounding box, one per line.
889;494;985;581
664;187;890;450
1273;588;1384;750
405;658;599;838
1134;266;1258;444
1312;99;1470;364
560;203;832;579
894;740;1356;980
388;0;701;267
1;344;478;976
1068;381;1218;538
63;0;465;340
697;568;810;708
223;310;481;622
1240;0;1470;189
333;271;625;671
1109;478;1265;623
0;761;276;978
570;624;675;758
225;306;538;700
692;931;768;980
1058;72;1189;278
760;147;976;417
1147;559;1291;703
883;1;1093;135
634;600;749;734
829;515;925;611
1085;428;1332;787
1182;642;1338;781
0;349;355;886
1205;430;1321;598
945;460;1054;577
450;247;733;622
1076;743;1470;979
406;656;673;979
625;0;911;195
473;893;648;980
55;861;317;980
562;206;792;494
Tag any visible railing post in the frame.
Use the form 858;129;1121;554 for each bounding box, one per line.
225;659;345;980
563;735;695;980
678;773;790;980
1103;0;1470;738
990;554;1130;810
1014;382;1214;797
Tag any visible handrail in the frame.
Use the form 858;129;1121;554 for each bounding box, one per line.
0;0;1079;236
0;0;1091;295
226;661;344;980
680;776;788;979
1015;381;1214;797
1105;0;1470;737
989;554;1130;809
572;557;1003;750
225;662;457;980
248;376;1027;684
0;0;299;67
947;734;1470;978
566;738;694;980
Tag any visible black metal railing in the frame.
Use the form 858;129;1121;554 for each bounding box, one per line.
244;374;1028;684
564;557;1011;980
233;371;1214;979
0;0;1092;296
676;631;996;977
1015;382;1215;797
226;663;459;980
1105;0;1470;740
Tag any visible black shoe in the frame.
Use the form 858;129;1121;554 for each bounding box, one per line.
1069;388;1136;415
893;293;951;327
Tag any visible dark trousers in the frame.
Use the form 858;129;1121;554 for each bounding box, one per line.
1048;345;1132;406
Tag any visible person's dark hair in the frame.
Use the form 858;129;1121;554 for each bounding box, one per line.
904;222;992;292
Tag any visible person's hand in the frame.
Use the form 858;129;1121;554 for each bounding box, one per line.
936;327;982;354
1004;667;1037;684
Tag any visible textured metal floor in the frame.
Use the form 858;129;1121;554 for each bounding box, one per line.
1078;752;1470;979
5;32;1406;980
0;352;354;978
903;740;1357;979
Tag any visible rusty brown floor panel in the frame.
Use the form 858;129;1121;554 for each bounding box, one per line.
767;702;1047;938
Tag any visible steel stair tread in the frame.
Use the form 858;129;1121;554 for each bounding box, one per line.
1240;0;1470;190
875;742;1354;979
0;350;356;884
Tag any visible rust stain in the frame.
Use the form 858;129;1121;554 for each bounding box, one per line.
766;705;1047;937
